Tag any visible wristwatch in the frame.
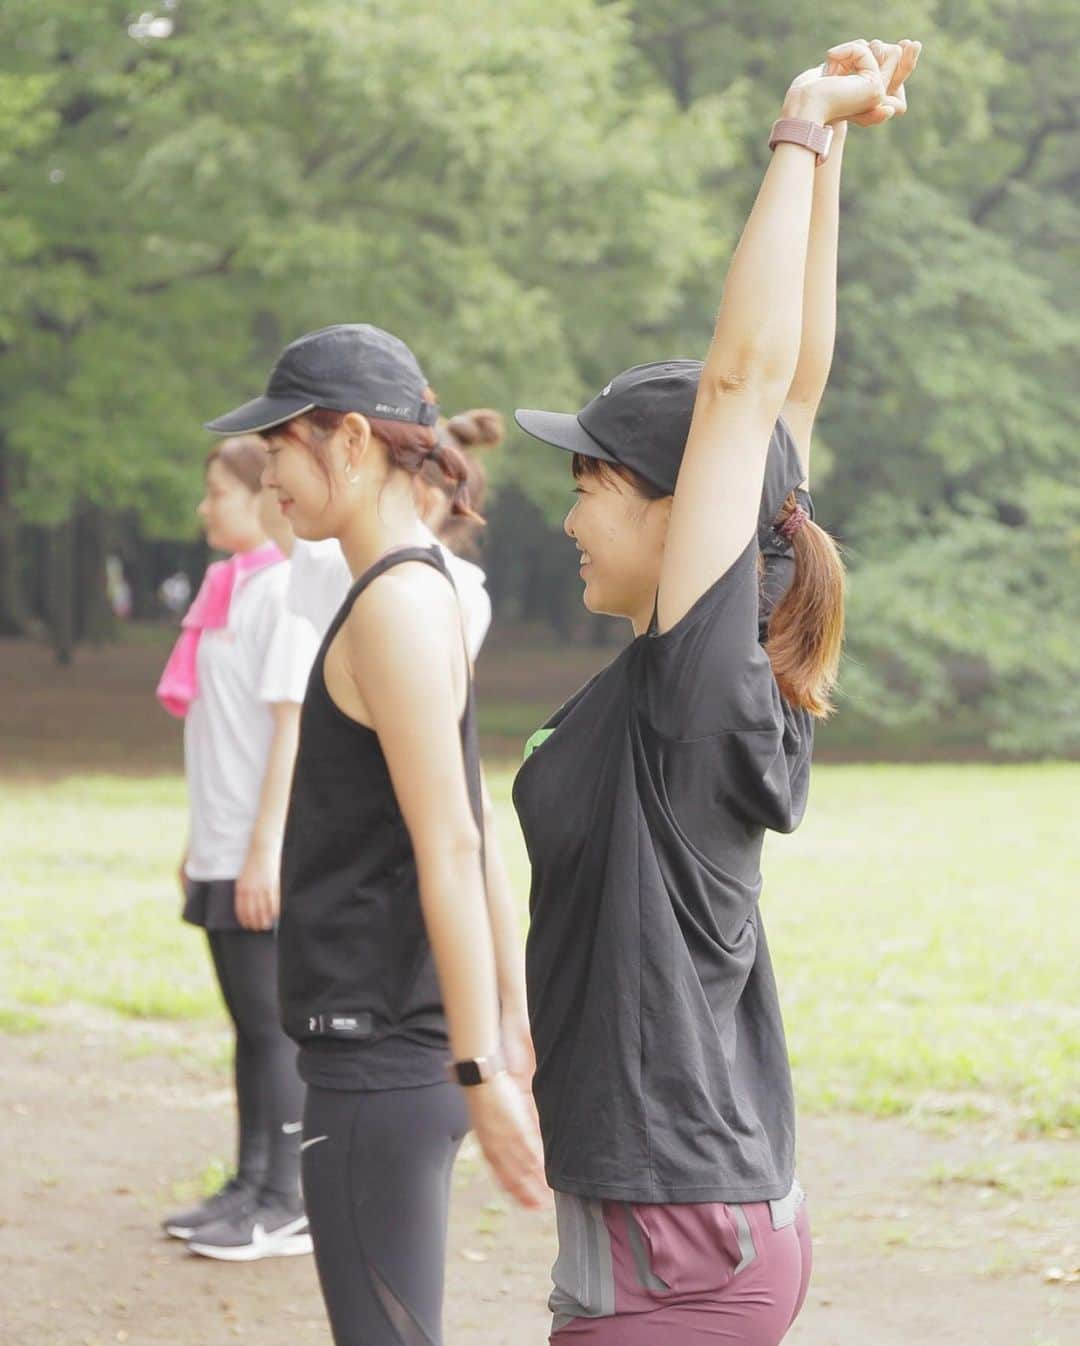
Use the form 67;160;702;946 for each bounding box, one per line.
450;1048;507;1087
769;117;834;166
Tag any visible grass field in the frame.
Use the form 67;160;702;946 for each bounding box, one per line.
2;764;1076;1133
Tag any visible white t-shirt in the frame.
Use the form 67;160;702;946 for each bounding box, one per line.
288;526;492;660
184;562;318;881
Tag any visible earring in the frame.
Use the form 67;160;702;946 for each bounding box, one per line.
344;466;358;486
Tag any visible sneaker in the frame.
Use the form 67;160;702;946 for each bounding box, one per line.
187;1202;311;1262
162;1178;257;1240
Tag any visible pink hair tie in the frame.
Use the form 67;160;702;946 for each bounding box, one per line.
776;503;809;542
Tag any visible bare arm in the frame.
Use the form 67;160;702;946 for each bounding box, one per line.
781;120;848;480
782;40;921;476
350;577;498;1061
235;700;301;930
347;571;546;1208
479;772;535;1093
657;52;886;632
252;702;302;851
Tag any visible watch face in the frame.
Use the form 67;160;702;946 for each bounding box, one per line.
455;1060;483;1087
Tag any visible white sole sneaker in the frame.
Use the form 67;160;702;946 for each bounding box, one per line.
188;1214;312;1262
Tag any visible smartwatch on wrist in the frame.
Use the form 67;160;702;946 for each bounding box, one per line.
769;117;834;166
450;1048;507;1087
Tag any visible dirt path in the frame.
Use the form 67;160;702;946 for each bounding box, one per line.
3;1014;1075;1346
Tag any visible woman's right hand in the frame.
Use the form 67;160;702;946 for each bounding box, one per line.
177;851;188;899
827;39;922;126
466;1072;549;1210
783;39;889;127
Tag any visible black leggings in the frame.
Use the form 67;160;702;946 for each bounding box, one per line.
301;1082;470;1346
206;930;305;1202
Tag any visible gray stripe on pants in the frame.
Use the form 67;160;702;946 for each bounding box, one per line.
549;1193;616;1332
729;1203;758;1274
620;1203;670;1291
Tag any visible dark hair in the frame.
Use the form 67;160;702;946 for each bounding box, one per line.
571;455;845;717
571;452;667;501
268;393;484;522
206;435;268;493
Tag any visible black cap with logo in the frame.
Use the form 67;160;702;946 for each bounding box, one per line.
515;360;805;544
205;323;439;436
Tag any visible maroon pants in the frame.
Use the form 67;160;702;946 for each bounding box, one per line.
550;1188;812;1345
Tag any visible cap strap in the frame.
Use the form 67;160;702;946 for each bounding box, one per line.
417;401;440;427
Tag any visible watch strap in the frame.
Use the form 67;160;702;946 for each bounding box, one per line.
769;117;834;166
450;1048;507;1087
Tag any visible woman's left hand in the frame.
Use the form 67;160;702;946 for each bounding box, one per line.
235;842;280;930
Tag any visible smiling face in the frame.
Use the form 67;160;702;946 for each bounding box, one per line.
261;419;343;542
196;458;266;554
563;460;672;630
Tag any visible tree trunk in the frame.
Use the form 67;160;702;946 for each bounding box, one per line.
0;520;30;636
74;503;113;644
46;520;76;665
0;432;31;636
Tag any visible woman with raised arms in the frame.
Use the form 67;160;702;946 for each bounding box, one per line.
512;38;920;1346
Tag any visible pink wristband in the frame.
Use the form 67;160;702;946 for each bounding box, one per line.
769;117;834;166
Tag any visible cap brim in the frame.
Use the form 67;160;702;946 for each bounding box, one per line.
204;395;316;436
513;409;617;463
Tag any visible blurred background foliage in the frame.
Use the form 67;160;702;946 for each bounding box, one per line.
0;0;1077;753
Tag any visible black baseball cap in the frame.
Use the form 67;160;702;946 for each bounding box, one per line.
205;323;439;435
515;360;805;543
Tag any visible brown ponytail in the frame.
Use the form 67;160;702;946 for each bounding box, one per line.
764;492;846;718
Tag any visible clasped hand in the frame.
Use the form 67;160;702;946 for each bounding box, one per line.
787;37;923;131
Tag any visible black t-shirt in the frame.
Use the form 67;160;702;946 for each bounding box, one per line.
513;517;813;1204
278;546;484;1091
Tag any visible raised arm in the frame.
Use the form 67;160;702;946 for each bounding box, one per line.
780;120;848;481
346;571;546;1209
657;46;888;633
782;40;921;477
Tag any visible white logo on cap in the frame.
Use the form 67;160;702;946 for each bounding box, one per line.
601;382;613;396
375;402;409;416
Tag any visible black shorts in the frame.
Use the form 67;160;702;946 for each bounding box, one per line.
182;877;243;931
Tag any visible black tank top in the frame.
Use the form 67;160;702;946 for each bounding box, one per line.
278;545;484;1090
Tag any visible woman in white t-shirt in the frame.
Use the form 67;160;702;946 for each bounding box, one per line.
287;407;501;652
156;435;318;1261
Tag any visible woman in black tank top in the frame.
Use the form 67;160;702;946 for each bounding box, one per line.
204;324;546;1346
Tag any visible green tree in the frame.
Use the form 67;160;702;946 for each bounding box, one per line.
1;1;1077;751
618;0;1080;753
0;0;713;529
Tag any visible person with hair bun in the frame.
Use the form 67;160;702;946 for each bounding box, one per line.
203;324;545;1346
512;38;920;1345
286;406;503;653
156;434;318;1261
421;407;502;562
